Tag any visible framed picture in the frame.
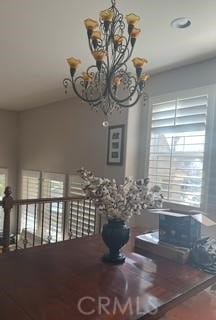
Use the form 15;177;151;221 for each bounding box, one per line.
107;125;125;165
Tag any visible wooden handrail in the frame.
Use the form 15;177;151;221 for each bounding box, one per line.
0;195;86;206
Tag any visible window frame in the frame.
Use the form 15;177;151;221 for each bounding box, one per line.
41;172;66;241
145;85;216;211
20;169;41;233
0;168;8;232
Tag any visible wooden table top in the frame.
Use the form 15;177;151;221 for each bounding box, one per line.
0;229;215;320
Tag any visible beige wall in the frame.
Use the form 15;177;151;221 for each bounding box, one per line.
125;99;147;179
18;97;107;179
18;97;129;184
0;110;18;194
104;109;128;183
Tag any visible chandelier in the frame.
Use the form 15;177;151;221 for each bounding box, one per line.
63;0;149;126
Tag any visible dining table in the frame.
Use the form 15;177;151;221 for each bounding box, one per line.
0;228;215;320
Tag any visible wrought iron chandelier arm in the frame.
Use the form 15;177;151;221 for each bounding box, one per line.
112;35;132;70
105;33;110;73
111;44;129;71
113;44;134;74
71;76;104;104
117;92;142;108
107;76;140;104
63;78;72;91
88;37;94;54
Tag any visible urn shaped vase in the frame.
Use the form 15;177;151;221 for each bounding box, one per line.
102;219;130;264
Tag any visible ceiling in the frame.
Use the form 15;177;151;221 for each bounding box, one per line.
1;0;216;111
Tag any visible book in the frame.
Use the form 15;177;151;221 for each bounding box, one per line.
135;231;191;264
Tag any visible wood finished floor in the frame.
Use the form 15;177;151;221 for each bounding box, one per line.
163;288;216;320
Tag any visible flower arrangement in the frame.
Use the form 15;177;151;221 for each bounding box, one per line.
78;168;163;222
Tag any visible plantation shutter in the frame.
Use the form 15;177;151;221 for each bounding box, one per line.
148;95;208;207
0;169;8;232
42;172;65;241
68;175;96;238
21;170;40;232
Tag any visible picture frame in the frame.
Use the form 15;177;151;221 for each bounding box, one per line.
107;125;125;165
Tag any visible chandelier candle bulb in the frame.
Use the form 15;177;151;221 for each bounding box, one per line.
63;0;149;121
100;9;114;32
92;50;107;71
100;9;114;22
84;18;99;38
132;57;148;78
67;57;81;77
91;31;102;39
132;57;148;68
113;35;124;50
92;51;107;61
126;13;140;34
67;57;81;69
82;72;93;88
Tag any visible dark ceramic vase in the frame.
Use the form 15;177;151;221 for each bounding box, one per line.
102;219;130;264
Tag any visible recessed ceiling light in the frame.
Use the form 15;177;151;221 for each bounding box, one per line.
171;17;192;29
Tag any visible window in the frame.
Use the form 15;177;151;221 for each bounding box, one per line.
148;94;208;207
42;172;65;242
0;169;8;231
21;170;40;232
68;175;96;237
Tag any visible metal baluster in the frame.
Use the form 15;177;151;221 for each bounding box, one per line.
82;199;85;236
63;201;67;241
98;214;102;234
41;202;45;246
15;205;20;250
24;204;28;249
48;202;52;243
76;201;79;238
33;203;37;247
95;202;100;234
69;201;73;240
87;199;91;236
56;202;60;242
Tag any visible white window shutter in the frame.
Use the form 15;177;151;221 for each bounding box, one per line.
21;170;40;199
0;169;8;232
41;172;65;242
148;95;208;207
21;170;40;233
68;175;96;237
